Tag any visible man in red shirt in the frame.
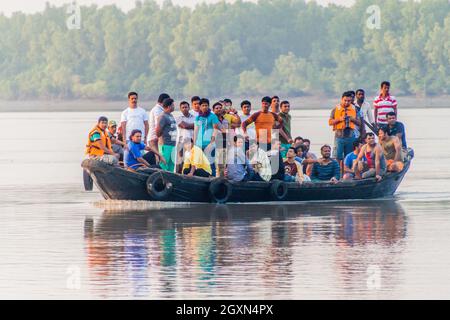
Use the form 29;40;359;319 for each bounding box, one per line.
374;81;397;126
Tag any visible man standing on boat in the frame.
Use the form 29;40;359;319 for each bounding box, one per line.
237;100;255;151
374;81;397;127
193;98;220;175
354;89;374;137
156;98;177;172
120;92;149;143
190;96;201;117
148;93;170;151
242;96;283;152
329;92;361;172
278;100;294;158
175;101;195;173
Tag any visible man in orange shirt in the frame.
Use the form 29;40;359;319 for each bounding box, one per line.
242;96;283;151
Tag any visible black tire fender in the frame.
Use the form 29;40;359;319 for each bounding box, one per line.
270;180;288;201
208;178;232;204
146;172;173;200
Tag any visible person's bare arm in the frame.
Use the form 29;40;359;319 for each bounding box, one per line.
178;121;194;130
121;122;127;142
393;137;402;161
193;125;199;146
144;120;149;142
136;157;150;167
97;140;115;156
375;146;382;180
145;145;166;165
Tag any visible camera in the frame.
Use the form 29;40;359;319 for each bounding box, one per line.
344;115;350;128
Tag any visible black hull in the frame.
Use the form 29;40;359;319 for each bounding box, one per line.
82;151;412;203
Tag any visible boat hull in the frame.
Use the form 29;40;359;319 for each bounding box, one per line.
82;151;412;203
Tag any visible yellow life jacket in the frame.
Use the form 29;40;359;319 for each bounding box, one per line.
329;105;357;131
86;126;112;157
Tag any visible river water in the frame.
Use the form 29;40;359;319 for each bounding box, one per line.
1;108;449;299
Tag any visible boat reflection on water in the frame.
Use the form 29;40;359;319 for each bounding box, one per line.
84;200;407;299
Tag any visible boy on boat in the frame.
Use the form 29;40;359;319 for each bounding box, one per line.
342;140;363;181
283;147;307;183
175;101;195;173
107;120;127;162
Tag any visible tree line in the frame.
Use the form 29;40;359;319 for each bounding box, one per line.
0;0;449;100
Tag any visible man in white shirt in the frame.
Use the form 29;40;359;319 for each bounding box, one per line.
148;93;170;150
175;101;195;173
190;96;201;117
120;92;149;142
354;89;375;138
237;100;256;151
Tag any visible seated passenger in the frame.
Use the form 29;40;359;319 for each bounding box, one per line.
343;140;362;181
107;120;127;162
385;111;408;150
267;139;285;181
355;132;386;181
248;143;272;182
283;147;307;183
378;126;404;172
126;129;165;170
85;116;119;165
300;138;318;175
182;139;212;177
310;145;340;184
225;135;255;182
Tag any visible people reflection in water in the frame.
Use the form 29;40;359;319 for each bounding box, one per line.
84;201;406;298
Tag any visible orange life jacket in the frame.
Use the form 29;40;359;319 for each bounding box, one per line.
86;126;112;157
329;105;357;131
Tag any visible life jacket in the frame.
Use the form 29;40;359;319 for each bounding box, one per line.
329;105;357;131
86;126;112;157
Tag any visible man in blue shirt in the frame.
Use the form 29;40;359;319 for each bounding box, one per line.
310;145;340;183
126;129;166;170
225;135;255;182
343;140;362;180
385;112;407;149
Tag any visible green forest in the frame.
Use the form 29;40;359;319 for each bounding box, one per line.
0;0;449;100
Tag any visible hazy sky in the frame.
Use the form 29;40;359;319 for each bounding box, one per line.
0;0;355;16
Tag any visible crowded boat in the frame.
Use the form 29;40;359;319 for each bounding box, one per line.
85;81;409;188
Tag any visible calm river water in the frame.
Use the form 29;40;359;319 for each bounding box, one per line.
0;108;449;299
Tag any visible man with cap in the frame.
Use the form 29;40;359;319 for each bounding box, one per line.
107;120;127;162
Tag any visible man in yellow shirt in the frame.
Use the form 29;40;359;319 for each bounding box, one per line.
182;139;212;177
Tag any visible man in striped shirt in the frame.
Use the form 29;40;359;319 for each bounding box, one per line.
374;81;397;126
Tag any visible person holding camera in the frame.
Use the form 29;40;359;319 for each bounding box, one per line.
329;91;362;173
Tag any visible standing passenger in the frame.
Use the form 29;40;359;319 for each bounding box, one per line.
175;101;195;173
155;98;177;172
374;81;397;126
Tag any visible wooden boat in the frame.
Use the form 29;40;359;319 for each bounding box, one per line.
81;148;413;203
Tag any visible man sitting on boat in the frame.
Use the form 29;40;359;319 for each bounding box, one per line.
126;129;166;171
310;145;340;184
384;111;408;155
107;120;127;163
378;126;404;172
343;140;363;181
355;132;386;181
182;139;212;177
283;147;308;183
86;116;119;165
225;135;255;182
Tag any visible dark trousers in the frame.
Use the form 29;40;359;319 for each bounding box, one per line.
182;167;211;177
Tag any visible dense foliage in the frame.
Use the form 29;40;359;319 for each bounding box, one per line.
0;0;449;99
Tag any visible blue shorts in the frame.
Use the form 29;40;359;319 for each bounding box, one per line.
335;137;356;161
